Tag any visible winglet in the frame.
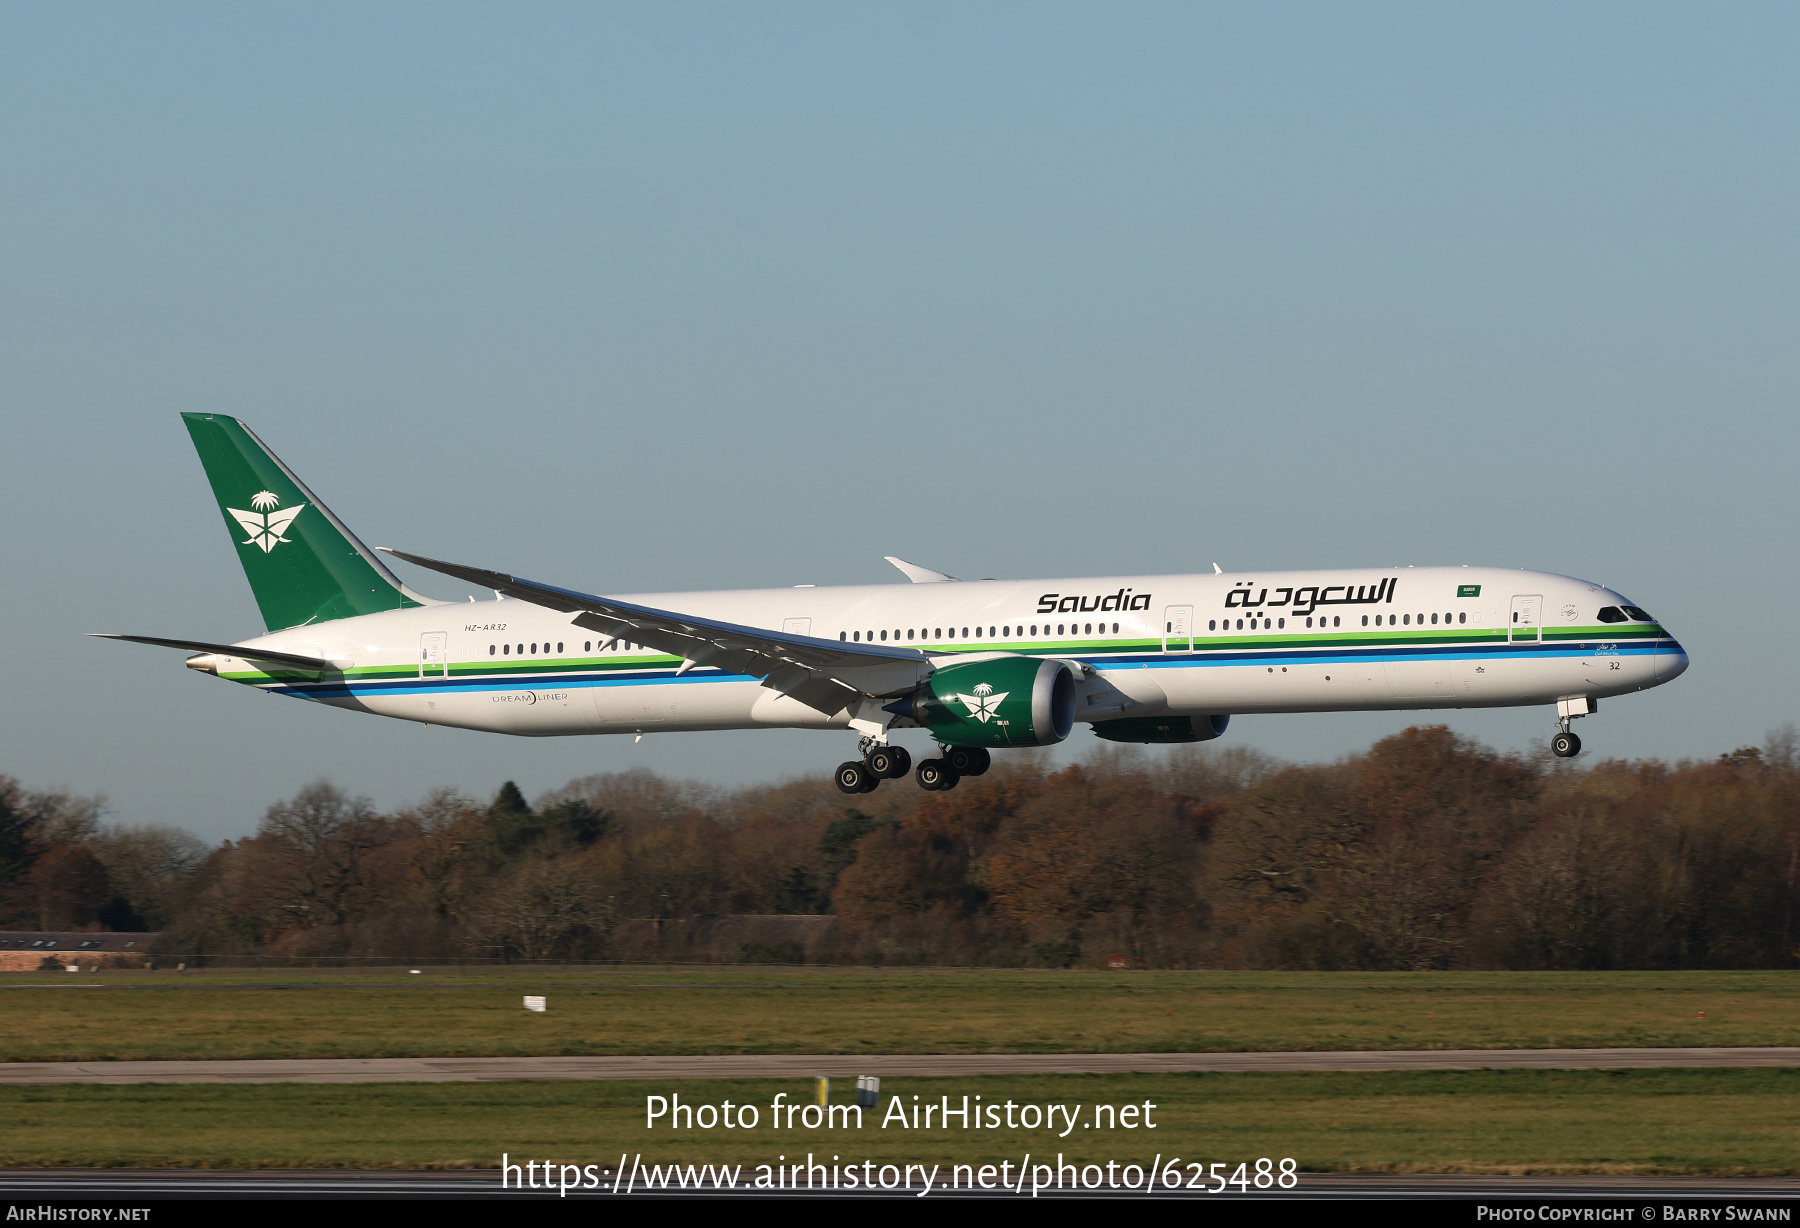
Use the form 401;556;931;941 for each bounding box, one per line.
884;556;958;583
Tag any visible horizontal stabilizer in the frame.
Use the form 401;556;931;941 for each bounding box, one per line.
90;634;334;672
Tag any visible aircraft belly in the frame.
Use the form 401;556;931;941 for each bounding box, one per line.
592;677;763;732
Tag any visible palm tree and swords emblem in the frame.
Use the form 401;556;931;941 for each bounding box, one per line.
955;681;1009;723
227;490;306;553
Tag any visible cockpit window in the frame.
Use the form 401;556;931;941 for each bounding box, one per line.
1596;606;1627;623
1621;605;1655;622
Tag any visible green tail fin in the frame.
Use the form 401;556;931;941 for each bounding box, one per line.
181;413;439;631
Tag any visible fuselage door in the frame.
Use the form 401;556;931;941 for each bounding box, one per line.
1163;605;1194;654
419;632;449;678
782;618;812;638
1509;595;1542;643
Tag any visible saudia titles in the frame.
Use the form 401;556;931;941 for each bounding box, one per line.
1036;578;1398;618
1036;588;1152;614
1224;577;1397;617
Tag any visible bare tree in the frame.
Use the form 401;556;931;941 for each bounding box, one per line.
466;858;612;960
256;781;388;930
89;825;210;929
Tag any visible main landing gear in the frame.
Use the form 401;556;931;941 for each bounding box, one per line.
834;740;914;795
833;742;990;794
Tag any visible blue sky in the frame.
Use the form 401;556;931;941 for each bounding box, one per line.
3;4;1796;839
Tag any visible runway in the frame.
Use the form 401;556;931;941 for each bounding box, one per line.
6;1047;1800;1084
1;1168;1797;1200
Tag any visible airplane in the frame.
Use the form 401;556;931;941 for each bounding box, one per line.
97;414;1689;793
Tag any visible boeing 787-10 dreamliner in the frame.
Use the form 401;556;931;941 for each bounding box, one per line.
98;415;1689;792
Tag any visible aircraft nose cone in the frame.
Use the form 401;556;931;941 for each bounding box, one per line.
1657;640;1689;682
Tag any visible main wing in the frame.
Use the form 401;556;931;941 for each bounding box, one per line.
379;549;932;715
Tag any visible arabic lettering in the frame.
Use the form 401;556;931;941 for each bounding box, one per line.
1224;577;1395;616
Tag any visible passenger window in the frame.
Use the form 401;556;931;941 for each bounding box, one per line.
840;632;847;641
907;629;915;640
1333;616;1339;627
1084;623;1091;634
1458;613;1466;624
852;631;859;641
1430;614;1437;625
1058;624;1065;635
557;642;564;653
1030;625;1037;635
1003;626;1010;636
1236;618;1244;630
963;627;969;638
1209;620;1216;631
1362;616;1368;627
489;645;496;656
1278;618;1285;629
880;630;887;641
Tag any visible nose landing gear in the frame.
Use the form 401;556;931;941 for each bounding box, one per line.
1550;696;1596;759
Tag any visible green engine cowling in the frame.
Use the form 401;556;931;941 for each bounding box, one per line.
899;656;1077;747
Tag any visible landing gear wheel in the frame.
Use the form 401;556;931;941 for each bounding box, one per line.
835;761;878;794
944;746;990;777
915;759;960;791
866;745;911;779
1551;731;1582;759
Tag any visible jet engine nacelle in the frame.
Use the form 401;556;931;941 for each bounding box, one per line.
895;656;1077;748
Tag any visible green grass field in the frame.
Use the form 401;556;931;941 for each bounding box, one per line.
3;967;1796;1062
4;1070;1795;1176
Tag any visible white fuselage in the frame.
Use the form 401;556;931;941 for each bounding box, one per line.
194;565;1687;738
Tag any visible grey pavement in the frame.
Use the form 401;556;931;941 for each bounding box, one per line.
5;1047;1800;1084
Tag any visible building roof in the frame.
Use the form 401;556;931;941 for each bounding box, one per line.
0;932;159;951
